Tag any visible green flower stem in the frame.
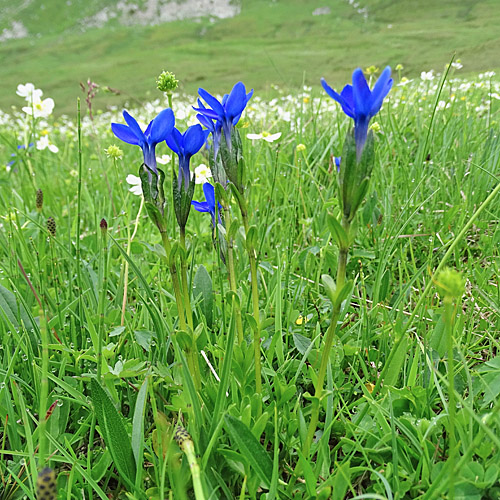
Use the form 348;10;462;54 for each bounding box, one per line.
302;216;350;459
76;99;84;350
444;296;456;498
237;196;262;398
175;427;206;500
160;231;201;390
38;302;49;468
223;205;244;344
97;229;109;380
179;228;194;331
160;231;187;329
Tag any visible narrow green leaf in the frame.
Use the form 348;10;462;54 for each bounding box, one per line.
132;377;148;466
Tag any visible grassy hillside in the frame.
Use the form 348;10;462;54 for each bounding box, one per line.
1;0;500;114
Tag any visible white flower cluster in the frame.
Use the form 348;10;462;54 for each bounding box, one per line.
17;83;55;118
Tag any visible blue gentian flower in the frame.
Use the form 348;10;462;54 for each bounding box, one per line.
192;182;222;227
194;82;253;150
111;108;175;173
321;67;392;159
166;124;209;189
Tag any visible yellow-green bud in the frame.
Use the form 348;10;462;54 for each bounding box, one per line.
395;63;404;71
296;143;306;152
435;267;465;301
104;144;123;160
156;71;179;93
365;65;379;75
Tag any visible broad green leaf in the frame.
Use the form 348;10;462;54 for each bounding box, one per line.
224;414;272;488
91;379;136;489
193;265;213;327
0;284;33;331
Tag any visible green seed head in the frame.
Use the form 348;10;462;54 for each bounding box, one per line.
36;467;57;500
46;217;56;237
156;71;179;93
435;267;465;301
36;189;44;212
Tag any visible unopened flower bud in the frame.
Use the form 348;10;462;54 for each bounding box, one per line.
100;218;108;236
435;267;465;301
296;143;306;152
46;217;56;237
156;71;179;93
36;189;43;212
104;144;123;160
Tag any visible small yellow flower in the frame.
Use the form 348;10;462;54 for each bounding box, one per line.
370;121;381;133
41;128;50;136
395;63;404;71
365;382;375;393
296;143;306;152
303;97;310;104
296;315;308;325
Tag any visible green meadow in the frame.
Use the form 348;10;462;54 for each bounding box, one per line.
1;1;500;499
1;0;500;113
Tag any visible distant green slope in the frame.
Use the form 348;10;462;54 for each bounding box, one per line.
1;0;499;114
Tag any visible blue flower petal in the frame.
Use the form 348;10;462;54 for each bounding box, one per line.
123;110;145;143
198;88;225;117
166;128;183;155
352;68;372;117
339;85;355;117
149;108;175;145
369;66;393;116
225;82;247;120
191;200;210;213
193;107;219;121
202;182;215;211
111;123;141;145
197;113;214;131
183;125;206;156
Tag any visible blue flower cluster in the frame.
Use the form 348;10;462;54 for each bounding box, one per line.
111;81;253;224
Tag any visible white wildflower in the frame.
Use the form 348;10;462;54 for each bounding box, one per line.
126;174;142;196
194;163;212;185
36;135;58;153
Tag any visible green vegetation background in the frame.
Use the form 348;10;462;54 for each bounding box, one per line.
1;0;500;114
